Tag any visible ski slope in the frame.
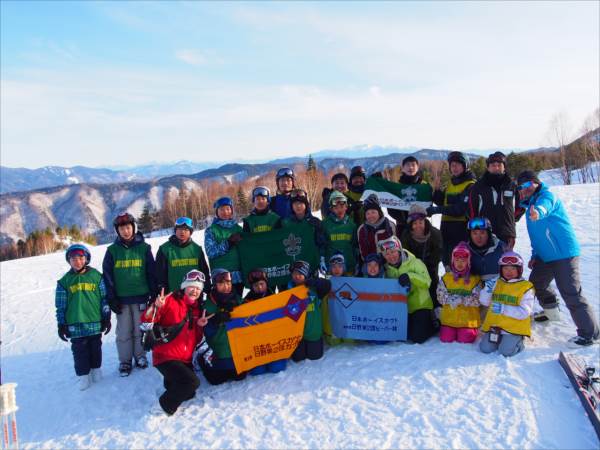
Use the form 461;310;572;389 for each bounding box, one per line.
1;183;599;449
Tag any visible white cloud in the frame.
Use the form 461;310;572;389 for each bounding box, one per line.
174;49;207;66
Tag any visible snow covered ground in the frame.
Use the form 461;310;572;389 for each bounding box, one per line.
1;183;599;449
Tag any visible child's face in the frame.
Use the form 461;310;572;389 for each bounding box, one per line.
501;265;519;280
292;201;306;218
278;176;293;193
291;271;305;285
252;280;268;294
69;255;86;272
217;205;233;220
411;219;426;236
351;176;365;187
365;209;380;224
402;161;419;176
453;256;468;272
383;249;400;265
216;277;232;294
175;227;191;242
367;261;381;277
449;161;465;177
332;201;347;218
254;195;268;211
330;264;345;277
118;223;134;240
332;179;348;192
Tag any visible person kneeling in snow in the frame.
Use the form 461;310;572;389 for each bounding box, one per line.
479;251;534;357
55;244;111;391
142;270;209;416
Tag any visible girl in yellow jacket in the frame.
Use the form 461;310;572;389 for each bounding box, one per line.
437;242;482;343
479;251;535;357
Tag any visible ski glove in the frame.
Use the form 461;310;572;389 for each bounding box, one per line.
58;324;70;342
319;257;327;275
227;233;242;247
398;273;411;291
426;206;441;217
108;299;122;315
101;319;112;335
491;302;504;315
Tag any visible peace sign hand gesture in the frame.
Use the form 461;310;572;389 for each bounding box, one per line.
155;288;166;308
197;309;215;327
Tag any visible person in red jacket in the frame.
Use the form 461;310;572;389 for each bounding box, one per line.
142;269;211;416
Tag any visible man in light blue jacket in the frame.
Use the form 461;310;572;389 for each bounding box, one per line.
517;170;598;347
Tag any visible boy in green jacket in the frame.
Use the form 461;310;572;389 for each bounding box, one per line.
56;244;111;391
322;191;359;276
378;236;436;344
242;186;282;233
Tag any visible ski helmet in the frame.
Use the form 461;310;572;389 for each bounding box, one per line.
247;268;268;285
276;167;295;182
65;244;91;265
174;216;194;234
447;151;468;170
290;189;309;208
213;197;234;216
350;166;366;183
329;253;346;271
328;190;348;206
290;260;310;278
251;186;271;203
499;251;524;278
377;235;402;253
450;242;471;283
486;151;507;167
113;212;137;234
467;217;492;232
210;268;231;285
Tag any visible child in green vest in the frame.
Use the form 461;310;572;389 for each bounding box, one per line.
242;186;282;233
102;212;157;377
204;197;244;296
156;216;211;295
56;244;111;391
322;191;359;276
322;253;354;346
288;261;331;362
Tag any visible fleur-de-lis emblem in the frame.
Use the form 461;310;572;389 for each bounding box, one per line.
283;233;302;256
401;186;417;203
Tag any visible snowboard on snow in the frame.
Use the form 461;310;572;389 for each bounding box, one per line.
558;351;600;439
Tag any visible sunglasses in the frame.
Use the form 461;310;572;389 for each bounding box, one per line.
517;181;534;191
184;270;205;283
277;168;294;179
500;255;521;265
467;217;490;230
175;217;193;228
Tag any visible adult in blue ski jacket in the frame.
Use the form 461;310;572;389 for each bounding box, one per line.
517;171;598;347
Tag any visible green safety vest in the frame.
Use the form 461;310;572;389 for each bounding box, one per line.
59;268;103;325
322;215;357;270
208;222;243;272
244;211;280;234
159;240;204;293
107;242;150;297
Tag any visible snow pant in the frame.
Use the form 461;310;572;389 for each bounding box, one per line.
408;309;436;344
197;357;247;385
71;334;102;376
250;359;287;375
439;326;478;343
292;338;324;362
116;304;145;364
156;360;200;415
479;332;524;357
529;256;599;339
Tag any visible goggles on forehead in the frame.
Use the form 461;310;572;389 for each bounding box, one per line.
291;189;307;198
277;168;294;179
467;217;491;231
378;240;400;251
252;186;270;198
500;255;521;266
184;270;205;283
517;181;534;191
175;216;193;228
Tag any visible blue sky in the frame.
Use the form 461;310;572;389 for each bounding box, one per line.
1;1;598;168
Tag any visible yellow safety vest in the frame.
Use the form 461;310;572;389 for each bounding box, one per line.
442;179;475;222
440;273;482;328
482;279;534;336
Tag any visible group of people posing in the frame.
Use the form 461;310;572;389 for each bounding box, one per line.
55;150;599;416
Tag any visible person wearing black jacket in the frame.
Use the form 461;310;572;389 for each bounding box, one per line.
467;152;524;248
429;151;477;267
388;156;433;236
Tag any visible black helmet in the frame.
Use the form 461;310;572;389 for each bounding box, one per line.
276;167;295;182
113;212;137;234
350;165;366;182
486;151;506;166
447;151;468;170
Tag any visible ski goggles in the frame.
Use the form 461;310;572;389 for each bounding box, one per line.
276;168;294;179
114;212;134;226
68;249;86;257
378;238;401;252
499;255;522;266
252;186;270;198
467;217;491;231
175;217;193;228
213;197;233;209
184;270;205;283
291;189;307;198
517;181;534;191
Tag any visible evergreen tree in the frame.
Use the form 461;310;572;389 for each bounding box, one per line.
138;201;155;235
307;154;317;172
470;157;487;178
236;186;250;216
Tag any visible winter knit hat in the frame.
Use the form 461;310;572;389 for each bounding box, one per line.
486;151;507;166
210;268;231;285
407;204;427;225
516;170;541;186
331;173;349;185
328;253;346;271
181;269;205;291
447;151;468;170
363;194;383;217
450;242;471;284
290;260;311;278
